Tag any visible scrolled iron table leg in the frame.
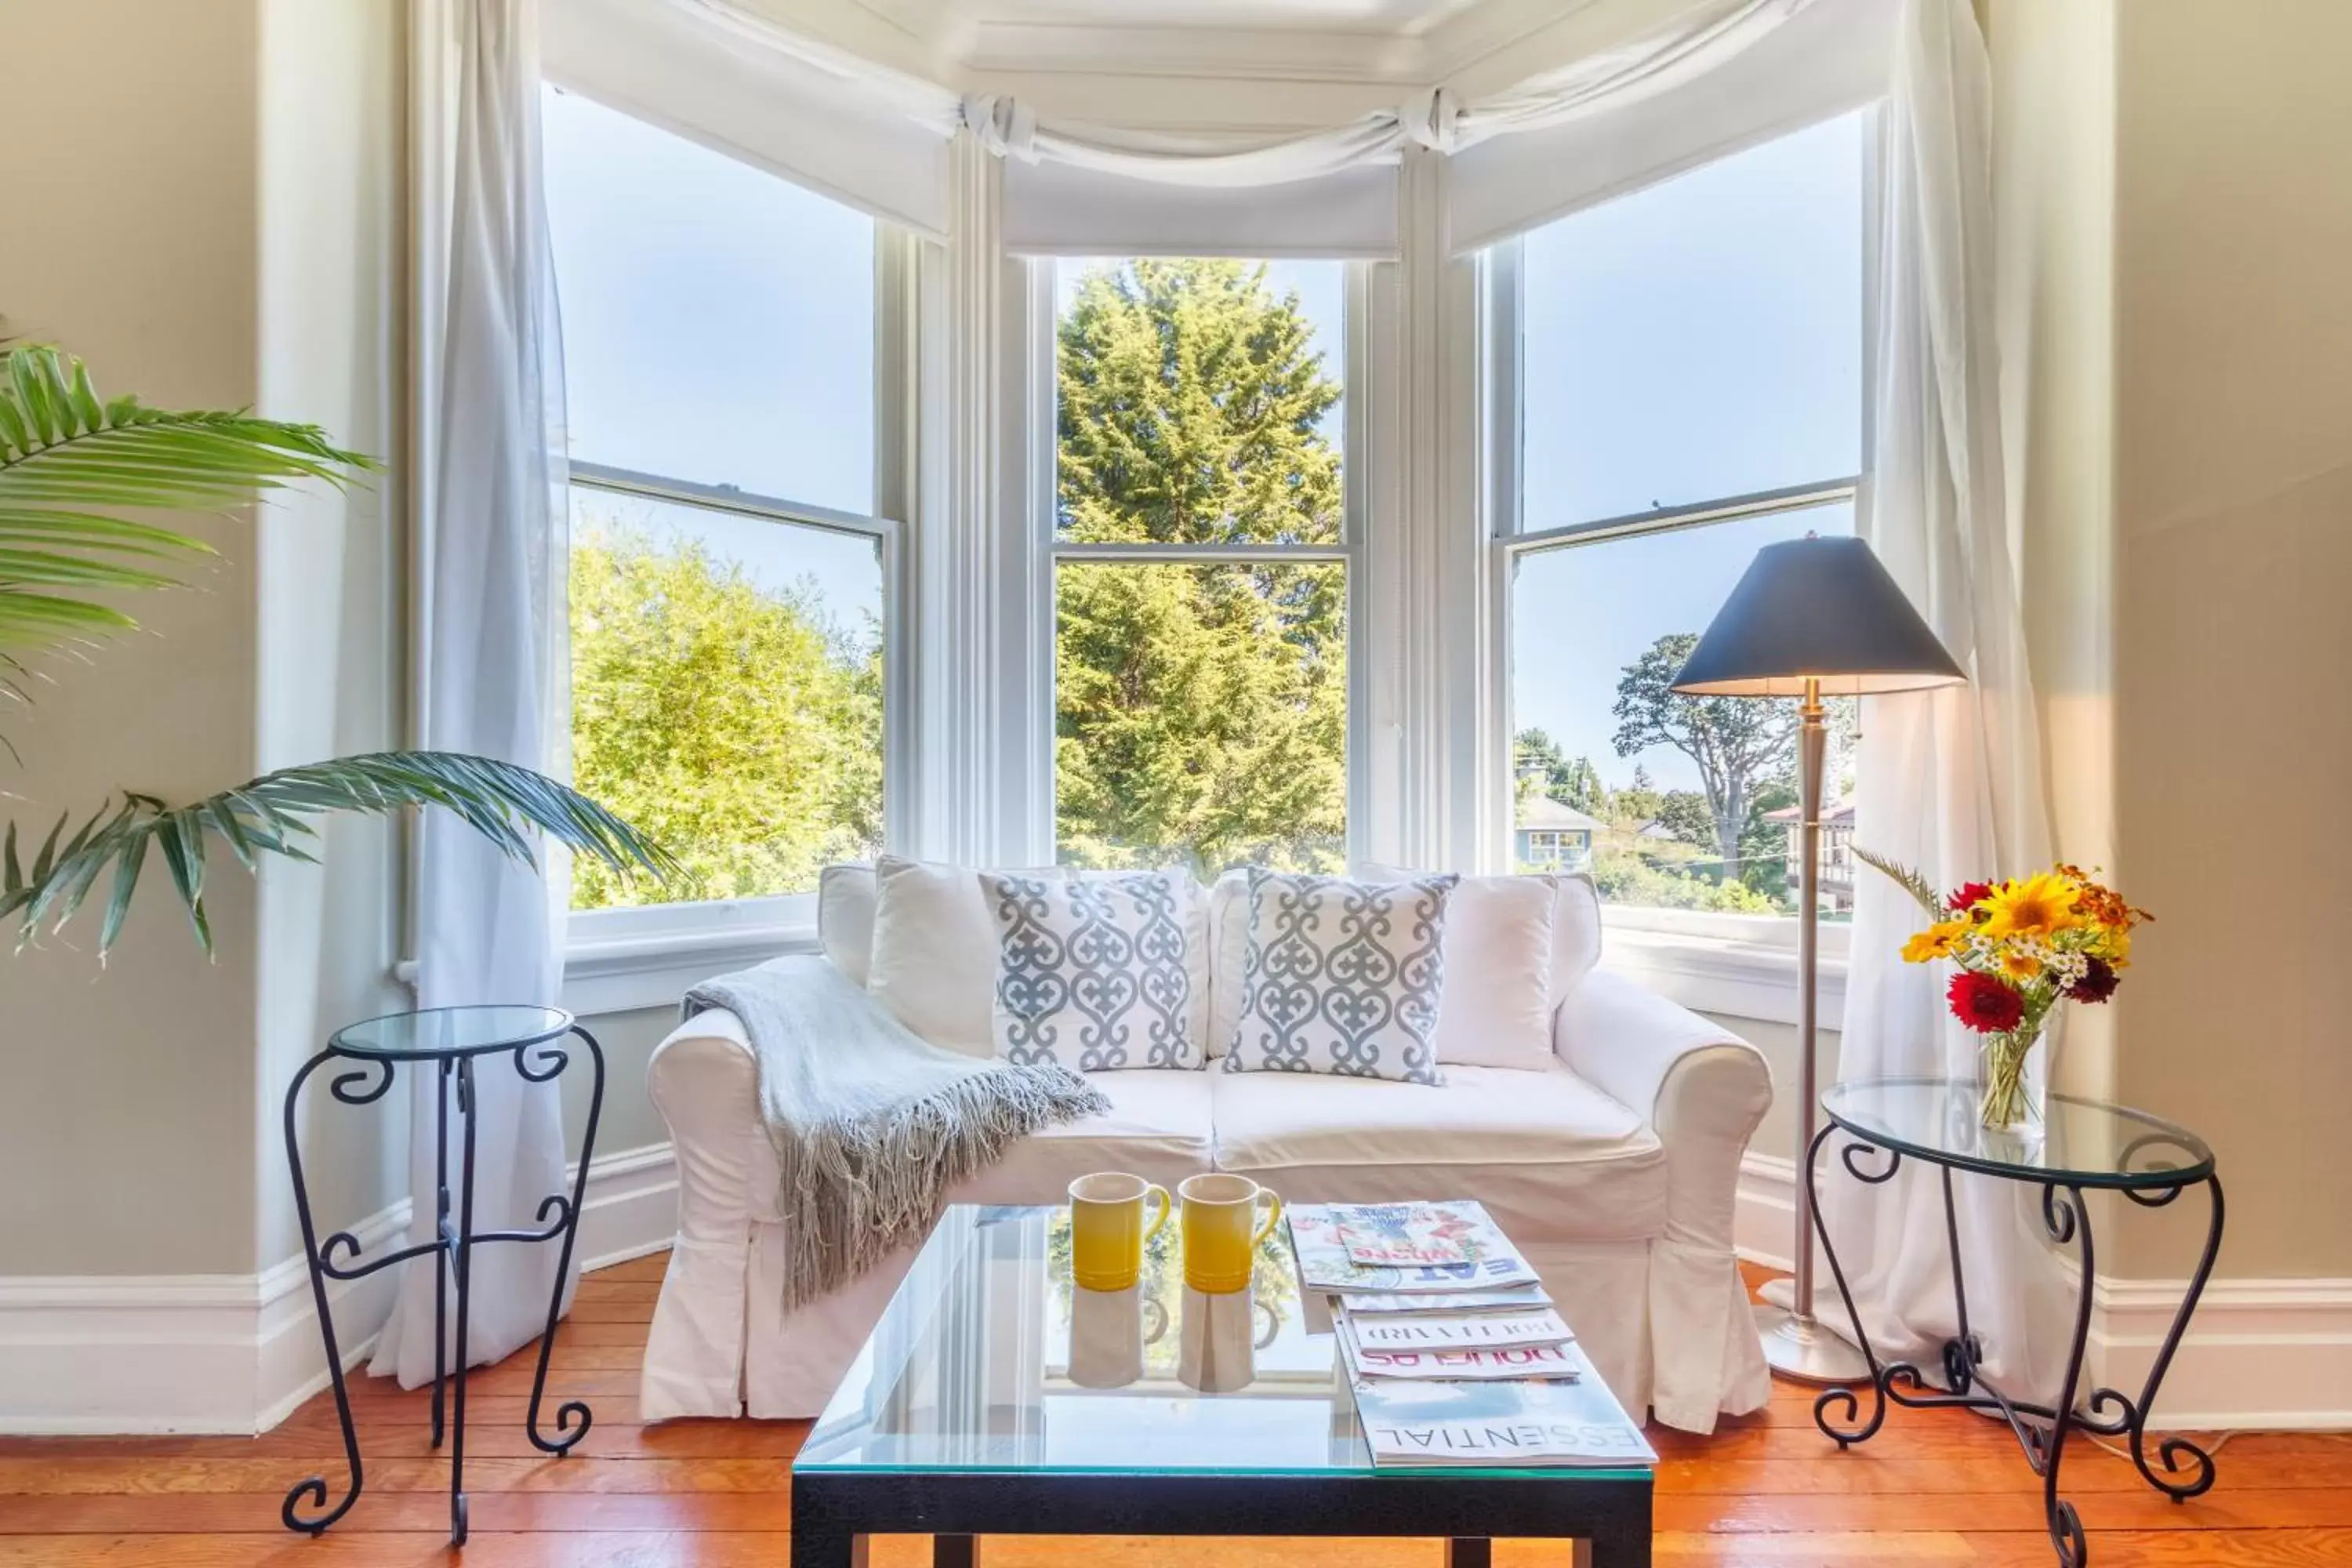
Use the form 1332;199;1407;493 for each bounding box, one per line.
1806;1123;1896;1446
2082;1175;2225;1502
278;1048;383;1534
521;1025;604;1456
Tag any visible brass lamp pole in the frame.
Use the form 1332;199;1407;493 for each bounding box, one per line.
1671;534;1965;1383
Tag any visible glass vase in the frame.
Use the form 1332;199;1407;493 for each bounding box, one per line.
1976;1022;2042;1131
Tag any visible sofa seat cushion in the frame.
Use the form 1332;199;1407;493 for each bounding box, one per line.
950;1069;1214;1201
1209;1063;1668;1245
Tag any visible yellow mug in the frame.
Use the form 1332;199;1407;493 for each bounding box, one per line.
1178;1172;1283;1294
1069;1171;1171;1291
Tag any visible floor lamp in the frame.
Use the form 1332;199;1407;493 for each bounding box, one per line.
1671;534;1966;1384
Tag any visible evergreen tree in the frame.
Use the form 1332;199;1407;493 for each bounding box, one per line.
1054;260;1347;873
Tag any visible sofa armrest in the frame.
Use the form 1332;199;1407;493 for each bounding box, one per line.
1553;969;1772;1242
641;1011;764;1421
1555;969;1775;1432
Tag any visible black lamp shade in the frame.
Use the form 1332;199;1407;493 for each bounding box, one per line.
1670;535;1965;697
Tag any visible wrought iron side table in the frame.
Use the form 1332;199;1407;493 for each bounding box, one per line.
279;1004;604;1546
1807;1076;2223;1568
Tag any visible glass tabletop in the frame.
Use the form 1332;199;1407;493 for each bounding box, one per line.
1820;1077;2213;1189
330;1004;574;1058
797;1204;1650;1481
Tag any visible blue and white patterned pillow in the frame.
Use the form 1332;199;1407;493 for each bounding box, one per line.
1223;869;1457;1085
978;870;1201;1071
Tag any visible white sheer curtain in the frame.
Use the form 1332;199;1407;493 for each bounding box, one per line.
1823;0;2071;1399
372;0;575;1388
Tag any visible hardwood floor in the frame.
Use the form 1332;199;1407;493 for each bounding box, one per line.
3;1253;2345;1566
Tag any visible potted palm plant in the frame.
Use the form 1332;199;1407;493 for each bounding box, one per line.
0;342;675;954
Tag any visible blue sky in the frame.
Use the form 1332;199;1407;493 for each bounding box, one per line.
545;83;1864;797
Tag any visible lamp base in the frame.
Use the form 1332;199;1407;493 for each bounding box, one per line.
1755;1301;1871;1385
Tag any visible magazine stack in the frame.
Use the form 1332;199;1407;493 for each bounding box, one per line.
1288;1200;1655;1471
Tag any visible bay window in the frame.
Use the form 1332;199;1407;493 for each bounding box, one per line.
1489;110;1870;931
543;84;902;938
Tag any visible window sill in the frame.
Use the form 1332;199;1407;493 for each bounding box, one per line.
1600;922;1846;1030
393;913;822;1018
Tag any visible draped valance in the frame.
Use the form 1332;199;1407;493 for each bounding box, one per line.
557;0;1899;256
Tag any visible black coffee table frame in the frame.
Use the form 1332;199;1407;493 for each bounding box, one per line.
792;1466;1653;1567
1807;1087;2223;1568
278;1007;604;1546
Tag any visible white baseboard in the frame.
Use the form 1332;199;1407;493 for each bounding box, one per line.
0;1141;677;1436
1733;1151;2352;1431
574;1141;678;1272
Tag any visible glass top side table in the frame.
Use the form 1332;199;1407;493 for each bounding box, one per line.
1807;1077;2223;1568
279;1004;604;1547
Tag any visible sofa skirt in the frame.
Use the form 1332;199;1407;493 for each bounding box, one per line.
641;1217;1748;1432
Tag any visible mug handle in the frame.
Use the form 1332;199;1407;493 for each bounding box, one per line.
1250;1189;1283;1248
1142;1183;1173;1242
1143;1296;1171;1344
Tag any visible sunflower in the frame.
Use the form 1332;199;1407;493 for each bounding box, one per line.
1901;920;1970;964
1996;949;2044;984
1980;873;2082;941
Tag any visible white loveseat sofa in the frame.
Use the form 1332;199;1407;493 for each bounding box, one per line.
638;865;1776;1433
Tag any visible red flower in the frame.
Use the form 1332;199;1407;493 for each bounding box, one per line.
1948;881;1996;916
1947;971;2024;1033
2066;956;2120;1004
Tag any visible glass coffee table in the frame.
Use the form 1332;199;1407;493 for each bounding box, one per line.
794;1204;1653;1567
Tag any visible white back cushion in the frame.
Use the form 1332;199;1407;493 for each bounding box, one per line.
817;862;879;988
867;856;1211;1062
1207;868;1250;1058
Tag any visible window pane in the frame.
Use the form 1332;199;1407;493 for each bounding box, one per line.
543;85;876;512
569;488;883;909
1056;561;1345;876
1054;257;1345;545
1518;111;1864;529
1508;503;1856;916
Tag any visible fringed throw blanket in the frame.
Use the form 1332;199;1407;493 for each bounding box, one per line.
684;955;1109;1309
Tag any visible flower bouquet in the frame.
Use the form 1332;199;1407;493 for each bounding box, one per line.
1857;853;2152;1129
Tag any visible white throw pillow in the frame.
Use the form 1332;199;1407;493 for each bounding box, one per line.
867;856;999;1055
1364;869;1599;1044
1223;869;1458;1086
978;870;1203;1070
867;856;1211;1061
1357;869;1555;1069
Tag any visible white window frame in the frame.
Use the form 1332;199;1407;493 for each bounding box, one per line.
1478;110;1881;1025
1031;259;1373;873
543;122;917;1013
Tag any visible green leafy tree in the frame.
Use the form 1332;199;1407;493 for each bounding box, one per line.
1053;260;1345;873
568;524;880;908
1611;632;1795;871
1655;789;1717;851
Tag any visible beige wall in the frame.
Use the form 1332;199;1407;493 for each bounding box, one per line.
2108;0;2352;1278
0;0;409;1277
0;0;267;1277
1992;0;2352;1278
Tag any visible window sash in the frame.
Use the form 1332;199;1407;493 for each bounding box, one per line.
1040;259;1370;869
562;458;909;937
1480;178;1874;914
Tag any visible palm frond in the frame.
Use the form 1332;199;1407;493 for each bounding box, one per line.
2;752;686;958
0;343;378;676
1853;844;1948;919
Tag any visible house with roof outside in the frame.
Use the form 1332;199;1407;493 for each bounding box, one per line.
1763;795;1858;911
1515;793;1604;872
